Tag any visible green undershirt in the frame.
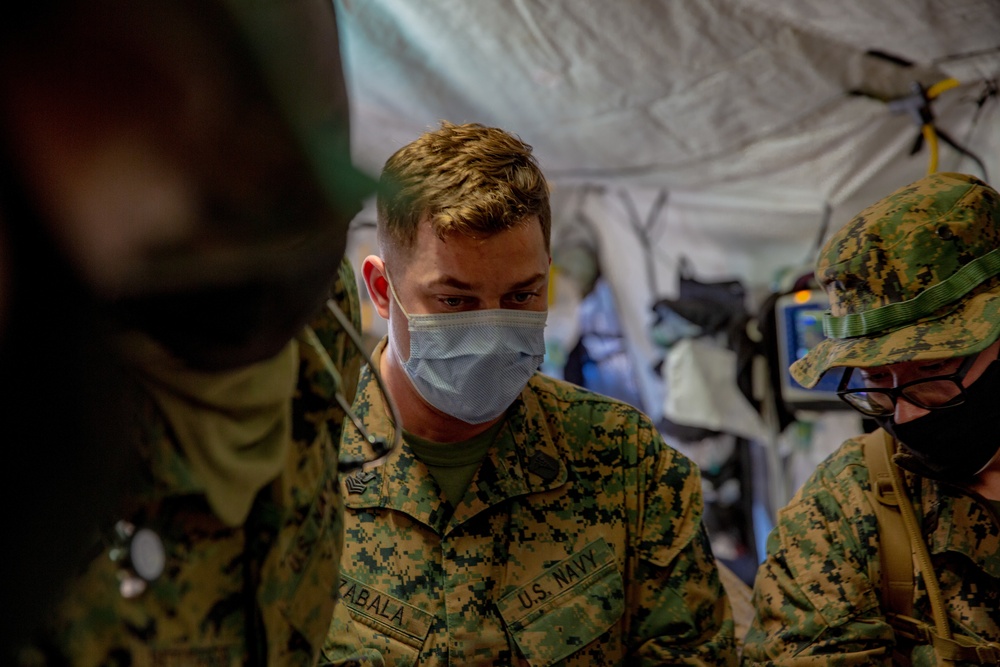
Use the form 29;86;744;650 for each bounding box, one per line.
991;500;1000;521
405;420;505;507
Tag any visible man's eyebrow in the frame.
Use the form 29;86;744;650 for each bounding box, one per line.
508;273;547;291
428;276;474;290
427;272;547;292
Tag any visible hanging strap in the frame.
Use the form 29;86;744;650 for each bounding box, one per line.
864;432;915;666
864;430;1000;665
864;431;914;616
889;615;1000;664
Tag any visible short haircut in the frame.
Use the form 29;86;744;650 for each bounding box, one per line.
375;121;551;262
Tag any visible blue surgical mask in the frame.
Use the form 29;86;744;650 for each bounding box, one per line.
386;275;547;424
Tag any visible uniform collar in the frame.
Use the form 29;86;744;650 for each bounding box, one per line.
341;339;567;536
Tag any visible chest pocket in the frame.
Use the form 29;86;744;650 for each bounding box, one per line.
496;538;625;667
336;575;435;667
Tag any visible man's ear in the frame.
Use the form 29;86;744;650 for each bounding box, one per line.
362;255;391;319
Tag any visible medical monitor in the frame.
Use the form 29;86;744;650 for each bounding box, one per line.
774;289;848;410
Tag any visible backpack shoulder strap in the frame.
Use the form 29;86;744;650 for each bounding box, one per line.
862;430;914;617
862;430;1000;664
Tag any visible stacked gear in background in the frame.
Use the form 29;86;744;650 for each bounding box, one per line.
649;258;761;584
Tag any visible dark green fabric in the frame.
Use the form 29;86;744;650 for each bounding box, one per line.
405;420;504;506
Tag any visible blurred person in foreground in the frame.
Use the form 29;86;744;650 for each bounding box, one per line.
320;122;736;666
742;172;1000;665
0;1;372;664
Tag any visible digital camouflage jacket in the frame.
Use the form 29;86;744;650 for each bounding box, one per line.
742;430;1000;666
28;261;362;667
321;341;737;667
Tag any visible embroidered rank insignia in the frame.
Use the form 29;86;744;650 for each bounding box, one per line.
345;470;376;495
527;452;560;482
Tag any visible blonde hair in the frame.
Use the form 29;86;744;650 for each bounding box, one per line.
376;122;550;261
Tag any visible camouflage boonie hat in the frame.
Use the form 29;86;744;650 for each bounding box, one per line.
792;172;1000;388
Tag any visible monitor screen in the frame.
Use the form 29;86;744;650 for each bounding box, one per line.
775;290;848;409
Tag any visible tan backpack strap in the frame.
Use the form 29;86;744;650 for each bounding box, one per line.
931;633;1000;664
863;431;914;617
891;615;1000;663
864;431;1000;664
883;433;955;643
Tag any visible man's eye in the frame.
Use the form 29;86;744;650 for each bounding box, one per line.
508;291;539;305
917;361;954;375
441;296;466;308
860;372;890;385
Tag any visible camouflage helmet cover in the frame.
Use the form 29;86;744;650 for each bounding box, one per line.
791;172;1000;388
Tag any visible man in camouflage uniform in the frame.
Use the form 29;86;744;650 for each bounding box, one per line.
321;122;736;666
2;1;371;664
24;261;363;667
743;172;1000;665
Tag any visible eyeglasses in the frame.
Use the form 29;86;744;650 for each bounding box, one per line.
836;353;978;417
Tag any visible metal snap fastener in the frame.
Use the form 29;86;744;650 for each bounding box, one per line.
108;520;166;599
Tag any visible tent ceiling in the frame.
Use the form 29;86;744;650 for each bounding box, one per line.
334;0;1000;205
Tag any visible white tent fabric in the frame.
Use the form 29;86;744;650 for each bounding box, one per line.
334;0;1000;440
335;0;998;195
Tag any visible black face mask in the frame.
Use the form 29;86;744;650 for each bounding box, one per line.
876;358;1000;482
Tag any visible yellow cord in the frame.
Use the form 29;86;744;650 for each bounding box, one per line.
920;78;959;175
922;124;940;174
926;77;960;100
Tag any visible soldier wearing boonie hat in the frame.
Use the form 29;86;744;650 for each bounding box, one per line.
743;172;1000;665
792;171;1000;389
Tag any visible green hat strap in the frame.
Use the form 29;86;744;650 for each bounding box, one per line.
823;247;1000;339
